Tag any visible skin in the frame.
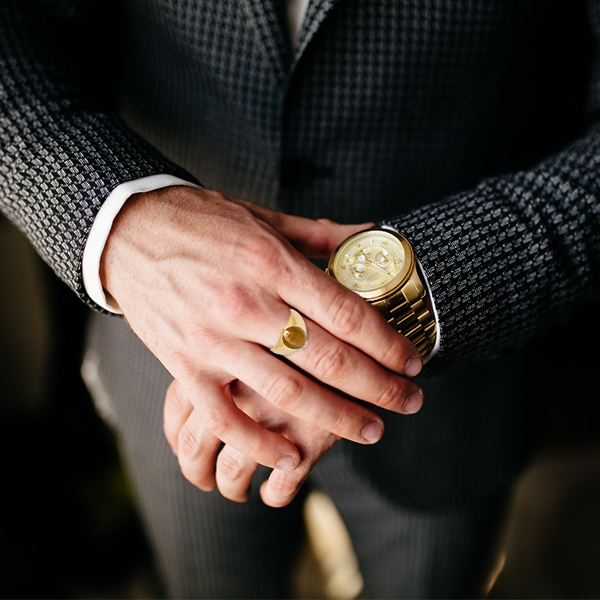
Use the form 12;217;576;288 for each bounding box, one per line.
164;378;341;507
101;185;425;506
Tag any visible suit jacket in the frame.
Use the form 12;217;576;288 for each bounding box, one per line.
1;0;599;508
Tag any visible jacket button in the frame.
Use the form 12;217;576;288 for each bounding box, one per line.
280;158;332;189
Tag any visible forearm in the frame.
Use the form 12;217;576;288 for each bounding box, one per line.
382;122;600;370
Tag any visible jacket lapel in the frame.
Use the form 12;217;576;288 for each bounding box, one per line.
240;0;343;84
292;0;342;71
240;0;293;85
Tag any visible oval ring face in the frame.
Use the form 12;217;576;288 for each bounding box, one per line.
282;326;306;349
271;309;308;356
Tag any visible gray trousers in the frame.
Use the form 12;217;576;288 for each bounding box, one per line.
84;314;509;599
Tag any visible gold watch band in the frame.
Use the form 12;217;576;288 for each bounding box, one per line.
371;269;437;358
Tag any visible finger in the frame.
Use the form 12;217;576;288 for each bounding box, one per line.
276;262;421;376
216;445;258;503
234;306;424;416
226;198;375;257
163;379;194;456
284;317;423;415
274;215;376;257
259;471;306;508
259;456;321;509
181;377;302;471
260;423;341;509
217;340;388;445
177;408;222;491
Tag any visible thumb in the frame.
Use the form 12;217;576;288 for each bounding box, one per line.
278;215;376;258
229;197;374;257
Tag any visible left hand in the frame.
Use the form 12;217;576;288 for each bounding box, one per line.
163;378;342;507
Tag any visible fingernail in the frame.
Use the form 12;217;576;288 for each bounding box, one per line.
404;390;424;414
361;421;384;443
404;355;423;377
277;455;297;472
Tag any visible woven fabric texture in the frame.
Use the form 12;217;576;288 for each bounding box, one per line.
0;0;199;312
1;0;599;371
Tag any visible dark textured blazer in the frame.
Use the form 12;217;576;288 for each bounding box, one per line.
1;0;599;508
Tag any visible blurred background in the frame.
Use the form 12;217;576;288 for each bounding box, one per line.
0;214;159;599
2;213;600;599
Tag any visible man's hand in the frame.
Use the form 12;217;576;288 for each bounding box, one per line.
164;378;341;507
101;185;424;482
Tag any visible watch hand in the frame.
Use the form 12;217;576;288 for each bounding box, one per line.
366;260;389;275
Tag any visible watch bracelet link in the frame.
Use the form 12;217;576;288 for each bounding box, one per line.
371;286;437;358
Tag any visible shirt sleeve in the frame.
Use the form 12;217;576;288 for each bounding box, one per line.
416;259;440;363
82;175;202;313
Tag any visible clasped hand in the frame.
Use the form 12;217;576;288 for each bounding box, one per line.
100;186;424;507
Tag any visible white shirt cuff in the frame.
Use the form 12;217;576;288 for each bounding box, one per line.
82;174;201;313
415;258;441;364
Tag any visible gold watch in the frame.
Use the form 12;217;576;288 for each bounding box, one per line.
325;226;437;358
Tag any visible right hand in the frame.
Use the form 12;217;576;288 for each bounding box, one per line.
164;378;342;506
101;185;424;484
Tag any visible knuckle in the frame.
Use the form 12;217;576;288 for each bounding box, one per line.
381;330;413;371
330;293;362;336
377;378;404;410
242;234;282;273
311;342;349;381
203;406;232;438
272;257;295;292
379;337;404;368
264;375;303;410
178;422;203;458
269;471;301;499
327;401;356;436
222;284;258;322
218;450;247;482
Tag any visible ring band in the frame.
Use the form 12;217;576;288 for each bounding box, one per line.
271;309;308;355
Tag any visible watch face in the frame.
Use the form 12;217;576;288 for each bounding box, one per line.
329;229;411;295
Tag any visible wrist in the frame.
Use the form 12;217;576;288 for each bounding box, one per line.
326;225;440;360
83;176;202;312
99;188;159;302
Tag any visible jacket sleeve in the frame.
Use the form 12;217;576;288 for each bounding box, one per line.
380;108;600;373
0;0;200;311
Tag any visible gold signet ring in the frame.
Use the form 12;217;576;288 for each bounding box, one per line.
271;309;308;356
